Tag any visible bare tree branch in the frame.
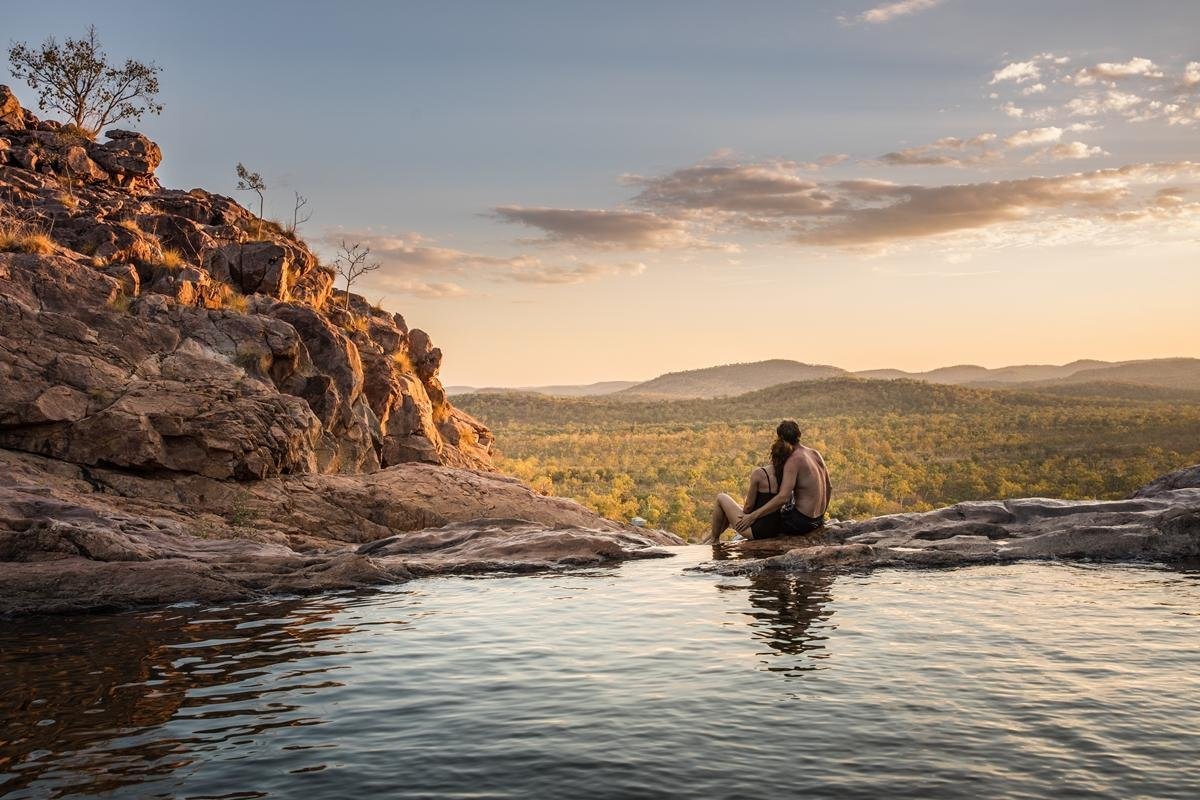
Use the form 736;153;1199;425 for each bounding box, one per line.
330;240;381;307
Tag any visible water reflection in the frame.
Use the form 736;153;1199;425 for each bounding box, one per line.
743;573;836;670
0;595;367;798
708;541;837;673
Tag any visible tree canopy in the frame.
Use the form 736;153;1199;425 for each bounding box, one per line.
7;25;163;137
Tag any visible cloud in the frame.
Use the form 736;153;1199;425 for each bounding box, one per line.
1071;57;1164;85
987;54;1200;131
503;261;646;284
873;126;1089;169
364;275;471;299
628;162;839;217
799;153;851;170
492;206;694;249
611;155;1200;249
792;162;1200;247
1003;126;1063;147
875;133;998;167
1023;141;1109;163
1065;90;1145;116
992;60;1041;85
853;0;944;24
323;231;647;297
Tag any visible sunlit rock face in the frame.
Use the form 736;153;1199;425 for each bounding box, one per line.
699;466;1200;575
0;86;491;475
0;89;683;614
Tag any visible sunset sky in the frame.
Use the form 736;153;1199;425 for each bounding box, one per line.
8;1;1200;385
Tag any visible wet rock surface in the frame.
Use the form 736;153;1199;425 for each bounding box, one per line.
699;469;1200;576
0;449;681;615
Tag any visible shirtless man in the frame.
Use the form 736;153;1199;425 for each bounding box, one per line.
700;420;831;544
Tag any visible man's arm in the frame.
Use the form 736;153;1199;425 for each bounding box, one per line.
735;458;799;532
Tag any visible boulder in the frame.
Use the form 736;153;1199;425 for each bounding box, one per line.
63;145;108;183
0;85;25;130
88;129;162;180
206;240;331;304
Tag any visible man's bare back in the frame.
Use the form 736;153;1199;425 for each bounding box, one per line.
786;446;831;518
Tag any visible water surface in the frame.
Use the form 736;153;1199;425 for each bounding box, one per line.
3;549;1199;799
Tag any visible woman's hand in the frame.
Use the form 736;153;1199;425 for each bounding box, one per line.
733;512;755;533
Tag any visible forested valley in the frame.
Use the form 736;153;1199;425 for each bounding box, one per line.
455;378;1200;540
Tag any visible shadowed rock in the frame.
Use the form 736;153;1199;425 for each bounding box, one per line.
0;449;682;614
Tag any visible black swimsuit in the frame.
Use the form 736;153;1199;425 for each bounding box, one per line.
749;467;826;539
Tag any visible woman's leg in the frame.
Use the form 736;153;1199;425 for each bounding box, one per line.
700;492;744;544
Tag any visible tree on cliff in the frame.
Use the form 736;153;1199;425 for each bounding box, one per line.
7;25;163;138
234;163;266;235
330;240;381;306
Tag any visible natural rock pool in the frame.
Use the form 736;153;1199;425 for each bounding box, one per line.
3;548;1200;799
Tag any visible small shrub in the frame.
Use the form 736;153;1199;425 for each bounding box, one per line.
393;349;415;373
117;218;141;233
214;283;249;313
227;496;253;526
157;247;185;270
107;291;132;312
0;220;53;254
431;403;451;425
343;313;370;334
58;192;79;210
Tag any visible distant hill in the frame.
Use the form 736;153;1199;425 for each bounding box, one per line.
1039;358;1200;390
455;377;1085;428
447;380;639;397
856;359;1113;384
617;359;847;399
449;357;1200;400
996;381;1200;402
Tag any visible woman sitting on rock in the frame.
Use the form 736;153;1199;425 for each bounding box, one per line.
698;420;831;544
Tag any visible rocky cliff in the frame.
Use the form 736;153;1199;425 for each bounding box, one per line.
0;86;489;474
0;87;681;613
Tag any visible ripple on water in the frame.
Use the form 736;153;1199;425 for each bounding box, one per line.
2;551;1200;799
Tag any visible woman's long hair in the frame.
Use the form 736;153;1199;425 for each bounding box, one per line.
771;420;801;485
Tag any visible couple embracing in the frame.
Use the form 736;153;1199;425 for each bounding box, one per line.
698;420;830;545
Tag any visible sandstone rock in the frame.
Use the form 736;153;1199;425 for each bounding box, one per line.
699;473;1200;576
0;85;25;130
0;98;491;472
88;129;162;189
408;328;442;380
360;519;674;574
0;449;682;614
63;145;108;183
1131;464;1200;497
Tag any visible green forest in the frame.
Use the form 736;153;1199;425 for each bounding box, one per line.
455;378;1200;540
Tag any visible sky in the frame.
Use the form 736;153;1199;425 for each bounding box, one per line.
6;0;1200;386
